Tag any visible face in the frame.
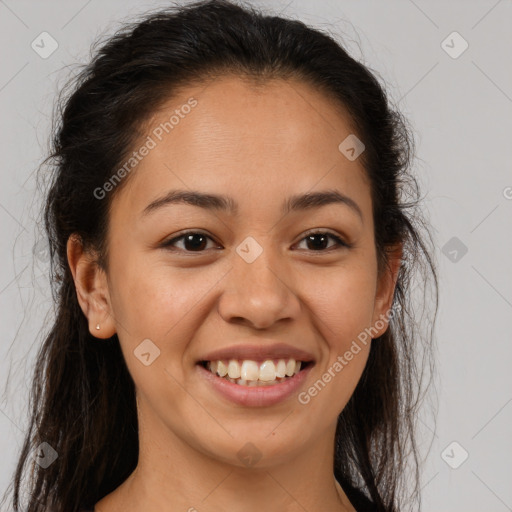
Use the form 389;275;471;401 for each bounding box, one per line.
71;74;400;470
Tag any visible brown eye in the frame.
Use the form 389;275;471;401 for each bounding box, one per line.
295;231;349;252
161;230;350;254
161;231;218;252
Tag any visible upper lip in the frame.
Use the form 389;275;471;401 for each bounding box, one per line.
197;343;316;363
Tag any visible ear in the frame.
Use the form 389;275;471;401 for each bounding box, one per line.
370;243;403;338
67;234;116;339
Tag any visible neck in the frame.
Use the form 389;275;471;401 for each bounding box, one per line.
95;398;355;512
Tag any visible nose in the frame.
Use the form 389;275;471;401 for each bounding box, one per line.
217;247;301;330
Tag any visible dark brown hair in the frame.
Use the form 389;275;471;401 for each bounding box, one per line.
2;1;438;510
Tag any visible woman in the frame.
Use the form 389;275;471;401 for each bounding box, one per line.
3;0;438;510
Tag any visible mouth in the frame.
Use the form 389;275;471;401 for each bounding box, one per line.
197;358;315;387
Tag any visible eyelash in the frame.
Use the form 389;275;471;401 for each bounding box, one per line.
160;229;351;253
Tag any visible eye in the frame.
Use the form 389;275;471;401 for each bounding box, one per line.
160;231;219;253
160;229;350;254
294;230;350;252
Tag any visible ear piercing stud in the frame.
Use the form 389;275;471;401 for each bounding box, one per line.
96;324;101;330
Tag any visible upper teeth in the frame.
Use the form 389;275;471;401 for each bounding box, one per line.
208;358;302;381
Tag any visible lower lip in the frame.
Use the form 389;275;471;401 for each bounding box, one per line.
195;363;314;407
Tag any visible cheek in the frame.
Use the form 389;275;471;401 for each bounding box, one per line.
295;266;375;417
108;251;223;376
108;248;196;333
306;262;378;344
109;261;204;394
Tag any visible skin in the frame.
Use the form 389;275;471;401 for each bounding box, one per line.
68;74;402;512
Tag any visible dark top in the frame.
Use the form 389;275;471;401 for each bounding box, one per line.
344;482;378;511
79;483;377;512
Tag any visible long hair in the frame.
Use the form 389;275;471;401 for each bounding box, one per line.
2;1;439;510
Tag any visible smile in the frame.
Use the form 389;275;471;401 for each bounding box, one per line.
196;359;315;407
200;358;312;386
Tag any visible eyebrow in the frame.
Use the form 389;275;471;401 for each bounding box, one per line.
142;188;363;221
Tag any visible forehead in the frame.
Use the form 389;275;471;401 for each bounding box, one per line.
111;74;372;223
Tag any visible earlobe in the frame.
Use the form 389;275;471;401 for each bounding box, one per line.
371;243;403;338
66;234;117;339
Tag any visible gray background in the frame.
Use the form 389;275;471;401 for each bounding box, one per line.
1;0;511;510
